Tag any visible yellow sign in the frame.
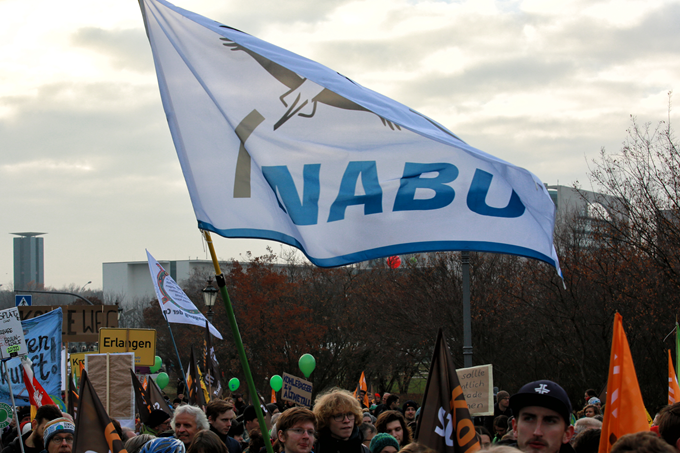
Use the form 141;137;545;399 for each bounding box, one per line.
69;352;94;379
98;328;156;366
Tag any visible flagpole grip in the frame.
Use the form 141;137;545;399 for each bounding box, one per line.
201;231;275;453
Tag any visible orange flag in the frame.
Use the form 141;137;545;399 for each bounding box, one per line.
271;388;277;403
669;350;680;405
598;313;649;453
353;371;369;408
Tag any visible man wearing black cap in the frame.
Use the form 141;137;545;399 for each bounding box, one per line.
509;380;575;453
141;409;172;436
401;401;418;430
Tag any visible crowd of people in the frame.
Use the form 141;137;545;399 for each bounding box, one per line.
3;378;680;453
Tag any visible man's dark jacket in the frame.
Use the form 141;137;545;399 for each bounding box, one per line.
210;425;242;453
314;427;369;453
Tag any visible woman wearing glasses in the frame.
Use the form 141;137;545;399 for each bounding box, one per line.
313;389;369;453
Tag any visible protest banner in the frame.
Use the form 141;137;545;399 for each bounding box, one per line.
98;328;156;366
456;364;494;416
69;352;95;380
19;305;118;342
0;308;62;406
281;372;312;408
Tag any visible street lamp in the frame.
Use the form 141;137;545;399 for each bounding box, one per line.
202;278;218;323
82;281;92;292
116;302;124;325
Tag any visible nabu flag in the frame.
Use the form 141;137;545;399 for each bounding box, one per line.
73;369;128;453
138;0;561;274
415;329;479;453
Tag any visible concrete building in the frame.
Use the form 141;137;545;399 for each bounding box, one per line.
12;232;45;290
103;259;217;303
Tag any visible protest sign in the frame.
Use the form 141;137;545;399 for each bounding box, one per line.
456;364;494;416
0;308;27;359
281;372;312;408
0;403;12;428
98;328;156;366
19;305;118;342
0;308;62;406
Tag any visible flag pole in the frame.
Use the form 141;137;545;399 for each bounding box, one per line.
162;312;189;403
202;230;275;453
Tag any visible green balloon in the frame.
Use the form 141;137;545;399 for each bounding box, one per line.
298;354;316;378
229;377;240;392
150;356;162;373
270;375;283;392
156;372;169;390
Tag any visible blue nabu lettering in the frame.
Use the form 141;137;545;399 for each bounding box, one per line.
259;161;525;224
393;162;458;211
466;169;525;218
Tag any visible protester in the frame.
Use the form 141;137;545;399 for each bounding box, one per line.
361;413;375;425
241;407;259;445
476;426;493;449
139;437;186;453
227;422;245;445
368;433;398;453
313;388;368;453
572;418;601;437
243;430;263;453
401;401;418;430
232;394;246;416
143;410;173;437
41;418;75;453
658;402;680;451
610;432;675;453
509;380;575;453
125;434;156;453
273;407;316;453
493;416;510;443
206;400;241;453
2;405;62;453
571;429;600;453
172;405;210;447
374;411;411;448
187;430;227;453
359;423;376;448
583;390;597;407
582;405;600;418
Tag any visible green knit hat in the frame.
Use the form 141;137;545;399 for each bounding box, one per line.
370;433;399;453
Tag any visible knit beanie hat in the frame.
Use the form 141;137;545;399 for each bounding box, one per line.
43;418;75;446
369;433;400;453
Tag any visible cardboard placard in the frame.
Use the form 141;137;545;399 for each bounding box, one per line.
456;364;494;416
281;372;313;408
19;305;119;342
0;308;27;359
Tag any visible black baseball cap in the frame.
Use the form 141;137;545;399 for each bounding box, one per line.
509;380;572;425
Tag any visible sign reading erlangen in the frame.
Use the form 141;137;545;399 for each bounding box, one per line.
19;305;119;342
98;328;156;366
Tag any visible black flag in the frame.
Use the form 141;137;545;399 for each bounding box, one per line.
73;369;128;453
187;347;207;407
148;372;173;414
414;329;480;453
204;320;224;400
130;369;152;424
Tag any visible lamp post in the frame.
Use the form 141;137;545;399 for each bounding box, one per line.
202;278;218;323
116;302;124;327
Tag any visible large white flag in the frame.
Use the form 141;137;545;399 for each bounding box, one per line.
139;0;561;275
146;250;222;339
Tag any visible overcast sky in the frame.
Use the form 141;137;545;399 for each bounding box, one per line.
1;0;678;291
